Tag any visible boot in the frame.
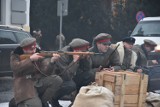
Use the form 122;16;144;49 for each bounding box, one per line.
42;102;49;107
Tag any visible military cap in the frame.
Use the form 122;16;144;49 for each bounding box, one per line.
122;37;135;44
144;39;157;47
20;37;36;47
69;38;90;50
94;33;112;45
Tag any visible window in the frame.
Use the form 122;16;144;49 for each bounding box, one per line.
14;32;30;43
132;21;160;37
0;30;17;44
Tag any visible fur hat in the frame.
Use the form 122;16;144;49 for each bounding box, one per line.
122;37;135;44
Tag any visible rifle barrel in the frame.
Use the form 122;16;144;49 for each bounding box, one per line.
19;51;101;60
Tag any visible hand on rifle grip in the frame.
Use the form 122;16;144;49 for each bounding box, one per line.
103;67;114;72
73;55;80;62
30;53;44;61
51;53;60;62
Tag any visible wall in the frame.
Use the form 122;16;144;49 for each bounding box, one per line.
0;0;30;31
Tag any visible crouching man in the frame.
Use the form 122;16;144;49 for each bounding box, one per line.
10;38;63;107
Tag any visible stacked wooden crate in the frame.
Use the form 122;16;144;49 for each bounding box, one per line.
95;70;148;107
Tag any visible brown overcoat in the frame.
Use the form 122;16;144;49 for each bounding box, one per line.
10;52;38;104
10;45;58;104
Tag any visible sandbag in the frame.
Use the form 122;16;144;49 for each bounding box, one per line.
72;85;114;107
146;92;160;107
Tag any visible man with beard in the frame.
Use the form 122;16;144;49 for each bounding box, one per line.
10;38;63;107
89;33;121;73
50;38;95;107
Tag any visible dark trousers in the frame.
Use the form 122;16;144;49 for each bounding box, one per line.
36;75;63;103
53;80;76;100
73;70;95;92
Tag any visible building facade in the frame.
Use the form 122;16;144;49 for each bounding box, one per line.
0;0;30;31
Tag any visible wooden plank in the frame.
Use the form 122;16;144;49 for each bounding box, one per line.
114;94;146;104
119;74;126;107
138;74;148;107
115;95;138;104
95;71;148;107
114;85;139;95
115;103;146;107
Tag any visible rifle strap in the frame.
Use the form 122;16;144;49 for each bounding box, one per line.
58;56;81;76
102;44;120;68
33;62;49;77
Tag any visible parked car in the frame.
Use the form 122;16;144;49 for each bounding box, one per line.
130;16;160;45
0;25;33;76
130;17;160;92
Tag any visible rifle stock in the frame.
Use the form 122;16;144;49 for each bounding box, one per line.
20;51;100;60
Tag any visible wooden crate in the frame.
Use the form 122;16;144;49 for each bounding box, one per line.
95;70;148;107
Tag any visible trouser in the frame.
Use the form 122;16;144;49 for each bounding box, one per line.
17;96;42;107
35;75;63;104
9;87;42;107
73;70;95;92
53;80;76;100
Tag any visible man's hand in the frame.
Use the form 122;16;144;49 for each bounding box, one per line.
30;53;44;61
136;69;143;73
103;67;114;72
50;53;60;63
152;60;158;64
73;55;80;62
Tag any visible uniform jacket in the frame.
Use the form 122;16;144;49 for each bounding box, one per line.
116;41;137;70
89;45;121;71
132;44;148;67
52;46;92;81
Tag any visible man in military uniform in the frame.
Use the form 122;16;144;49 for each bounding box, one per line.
89;33;121;73
132;39;158;73
10;38;63;107
115;37;137;71
50;38;94;107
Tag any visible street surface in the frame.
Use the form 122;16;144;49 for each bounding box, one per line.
0;76;71;107
0;76;13;103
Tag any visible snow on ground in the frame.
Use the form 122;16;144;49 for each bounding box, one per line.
0;100;71;107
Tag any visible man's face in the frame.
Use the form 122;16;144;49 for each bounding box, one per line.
144;44;154;52
37;30;41;35
123;42;134;50
22;42;36;54
96;42;110;53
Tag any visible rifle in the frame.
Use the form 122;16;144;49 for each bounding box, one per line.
98;44;120;72
20;51;101;60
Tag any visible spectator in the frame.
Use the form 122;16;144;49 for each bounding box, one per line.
33;29;42;48
55;34;66;50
